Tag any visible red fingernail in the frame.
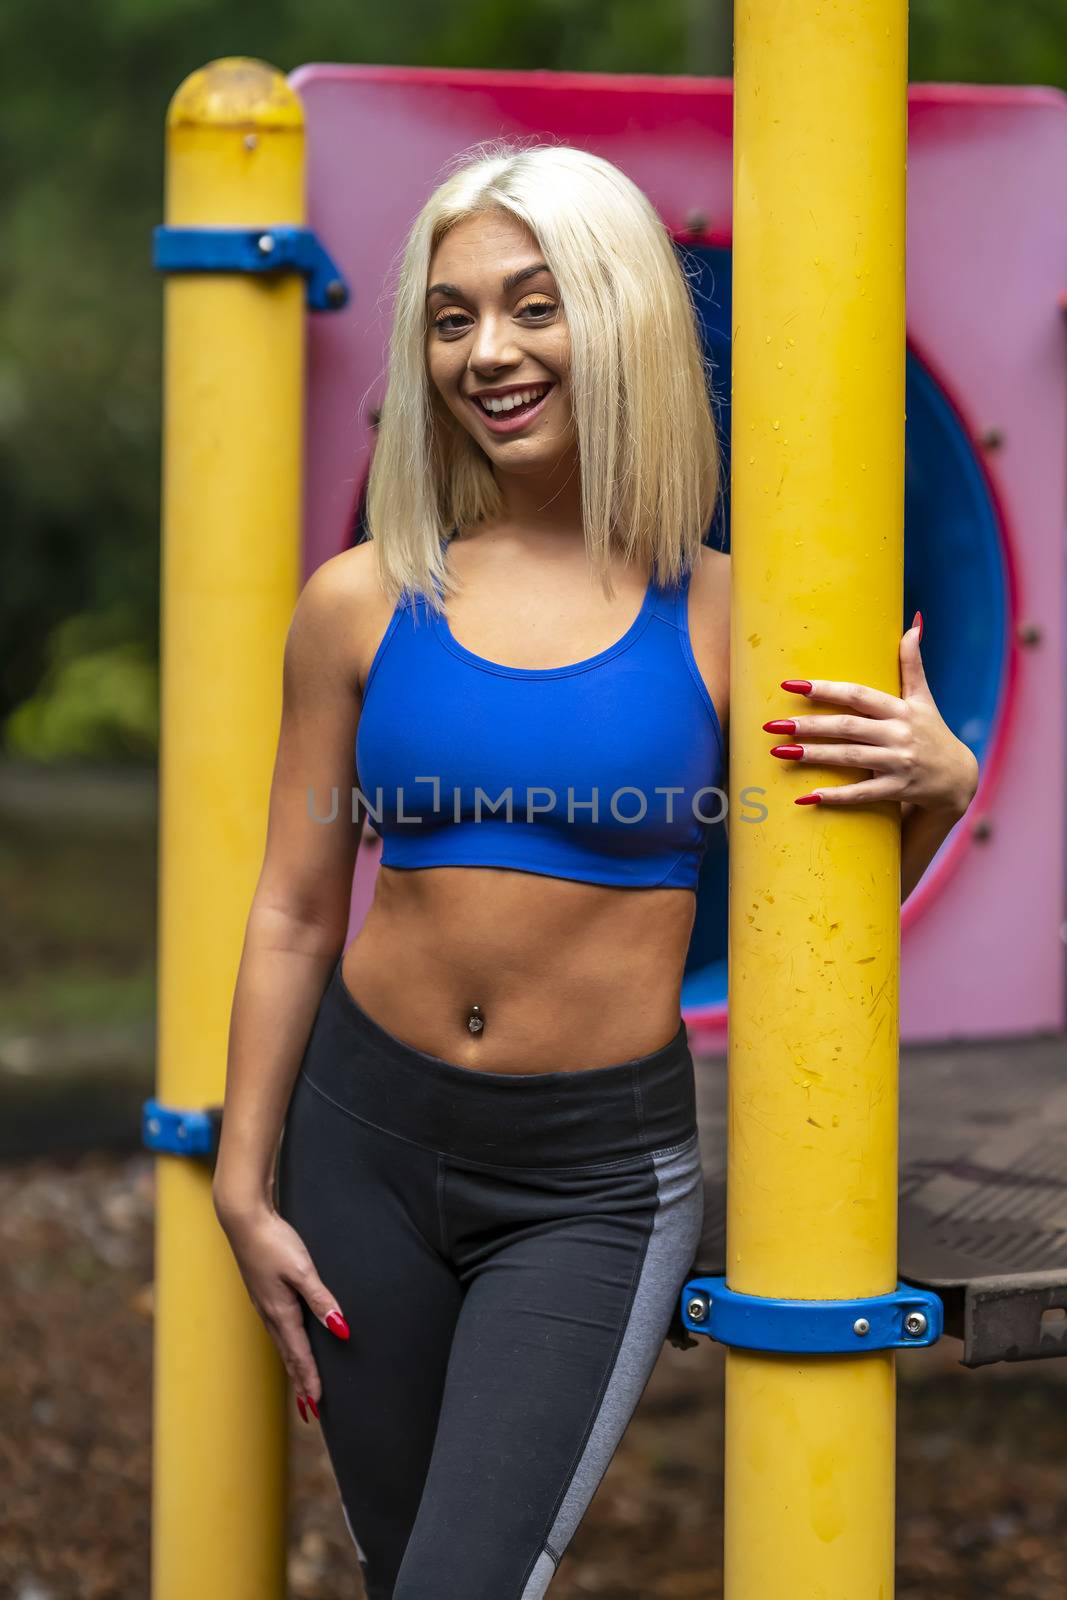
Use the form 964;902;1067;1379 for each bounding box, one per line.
781;680;813;694
912;610;923;644
325;1310;350;1340
296;1395;308;1423
771;745;804;760
763;719;796;734
306;1394;320;1420
795;792;822;805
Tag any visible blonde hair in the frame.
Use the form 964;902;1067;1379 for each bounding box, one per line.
364;138;723;610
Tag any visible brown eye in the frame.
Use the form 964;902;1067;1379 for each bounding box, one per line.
518;297;556;317
432;311;469;333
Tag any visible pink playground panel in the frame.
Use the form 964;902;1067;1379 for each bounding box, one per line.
293;64;1067;1048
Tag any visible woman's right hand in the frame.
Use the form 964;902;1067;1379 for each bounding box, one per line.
213;1192;350;1423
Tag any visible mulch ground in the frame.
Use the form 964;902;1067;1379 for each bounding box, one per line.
2;1151;1065;1599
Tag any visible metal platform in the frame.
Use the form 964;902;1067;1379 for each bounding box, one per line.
688;1031;1067;1367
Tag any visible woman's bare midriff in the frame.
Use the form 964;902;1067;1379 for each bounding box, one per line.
340;862;697;1074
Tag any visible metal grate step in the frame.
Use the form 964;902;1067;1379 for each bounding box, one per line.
689;1031;1067;1367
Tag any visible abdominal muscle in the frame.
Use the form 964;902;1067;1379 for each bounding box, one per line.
340;862;697;1074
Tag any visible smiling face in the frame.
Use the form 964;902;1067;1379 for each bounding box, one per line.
425;209;576;480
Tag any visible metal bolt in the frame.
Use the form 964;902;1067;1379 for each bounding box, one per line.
686;1296;708;1323
325;279;347;308
904;1311;928;1338
853;1317;870;1336
257;233;276;255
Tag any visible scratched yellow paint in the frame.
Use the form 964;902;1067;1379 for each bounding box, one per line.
154;57;301;1600
725;2;907;1595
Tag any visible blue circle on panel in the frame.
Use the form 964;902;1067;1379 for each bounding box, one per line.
678;243;1007;1015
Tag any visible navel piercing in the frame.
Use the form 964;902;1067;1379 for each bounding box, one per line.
467;1004;485;1036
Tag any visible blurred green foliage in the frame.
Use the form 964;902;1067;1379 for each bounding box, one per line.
2;0;1065;760
4;607;158;761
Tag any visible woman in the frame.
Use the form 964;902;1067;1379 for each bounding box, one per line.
212;142;979;1598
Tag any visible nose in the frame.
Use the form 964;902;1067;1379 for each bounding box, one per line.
467;310;522;376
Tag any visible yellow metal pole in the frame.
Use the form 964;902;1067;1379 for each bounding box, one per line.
727;4;907;1595
154;57;304;1599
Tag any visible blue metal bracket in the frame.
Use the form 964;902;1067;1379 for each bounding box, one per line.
142;1096;222;1162
680;1274;944;1353
152;224;350;312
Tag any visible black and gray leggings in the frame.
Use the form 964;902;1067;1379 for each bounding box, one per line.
276;956;704;1599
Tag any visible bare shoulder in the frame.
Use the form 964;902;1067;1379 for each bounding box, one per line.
287;540;394;696
688;542;730;643
685;542;730;733
296;538;383;618
690;542;730;610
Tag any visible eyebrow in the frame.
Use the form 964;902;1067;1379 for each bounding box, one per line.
425;262;554;303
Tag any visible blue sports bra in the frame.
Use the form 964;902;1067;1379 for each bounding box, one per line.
354;554;724;890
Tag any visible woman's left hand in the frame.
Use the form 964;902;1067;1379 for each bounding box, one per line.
764;613;980;814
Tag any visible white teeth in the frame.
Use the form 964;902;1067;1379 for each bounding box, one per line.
477;384;549;415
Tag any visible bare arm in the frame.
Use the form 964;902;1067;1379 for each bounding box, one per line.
899;777;976;902
688;543;731;845
212;551;367;1218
